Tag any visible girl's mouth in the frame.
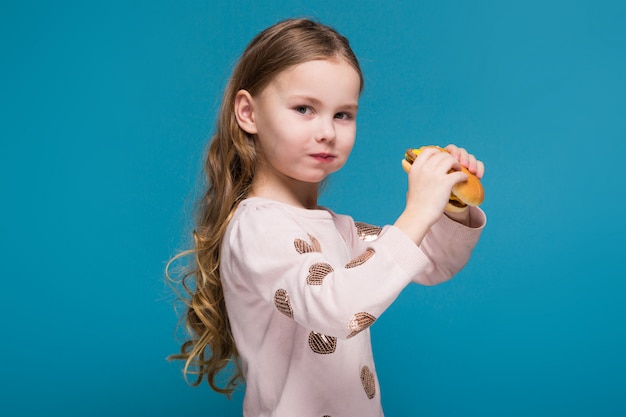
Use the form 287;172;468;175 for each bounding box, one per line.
311;153;335;162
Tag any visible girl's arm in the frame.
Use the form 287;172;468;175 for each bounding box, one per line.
412;206;486;285
222;203;431;340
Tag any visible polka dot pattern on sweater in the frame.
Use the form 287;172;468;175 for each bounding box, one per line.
307;262;334;285
354;222;382;242
345;249;375;269
347;312;376;338
308;331;337;354
360;365;376;399
294;234;322;254
274;289;293;318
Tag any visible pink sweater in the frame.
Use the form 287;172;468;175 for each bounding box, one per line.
221;197;486;416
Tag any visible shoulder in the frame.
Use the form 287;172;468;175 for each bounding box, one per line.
224;197;337;250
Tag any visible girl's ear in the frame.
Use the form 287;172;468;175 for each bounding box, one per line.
234;90;257;134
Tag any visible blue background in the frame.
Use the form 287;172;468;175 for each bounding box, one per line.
1;1;625;416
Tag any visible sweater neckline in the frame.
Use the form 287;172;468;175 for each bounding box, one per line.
240;196;334;220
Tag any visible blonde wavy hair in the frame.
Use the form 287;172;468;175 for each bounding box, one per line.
166;18;364;395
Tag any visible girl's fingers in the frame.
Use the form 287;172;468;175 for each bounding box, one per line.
467;153;478;174
444;144;484;178
444;144;466;165
444;144;459;155
476;160;485;179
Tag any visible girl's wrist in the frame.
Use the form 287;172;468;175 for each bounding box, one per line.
394;209;436;245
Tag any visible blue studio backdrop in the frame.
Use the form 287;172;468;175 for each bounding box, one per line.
1;1;625;416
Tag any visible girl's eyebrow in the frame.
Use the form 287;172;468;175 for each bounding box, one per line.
290;95;359;111
341;103;359;112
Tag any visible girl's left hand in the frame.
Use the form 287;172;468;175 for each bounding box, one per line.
444;144;485;179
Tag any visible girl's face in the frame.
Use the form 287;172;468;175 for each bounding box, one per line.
236;58;361;206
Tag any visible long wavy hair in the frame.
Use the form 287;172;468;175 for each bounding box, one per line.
166;18;364;396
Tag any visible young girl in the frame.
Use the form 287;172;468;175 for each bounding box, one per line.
169;18;486;417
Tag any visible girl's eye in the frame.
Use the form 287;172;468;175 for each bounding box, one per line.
295;106;312;115
335;112;352;120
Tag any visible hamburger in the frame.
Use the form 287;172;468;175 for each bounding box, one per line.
402;146;484;212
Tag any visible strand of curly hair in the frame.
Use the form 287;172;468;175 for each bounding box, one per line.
166;81;257;395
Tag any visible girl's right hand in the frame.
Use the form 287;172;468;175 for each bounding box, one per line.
394;147;468;244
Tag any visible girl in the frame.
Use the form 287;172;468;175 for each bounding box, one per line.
168;18;486;417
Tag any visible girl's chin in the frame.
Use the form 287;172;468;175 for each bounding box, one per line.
290;169;339;184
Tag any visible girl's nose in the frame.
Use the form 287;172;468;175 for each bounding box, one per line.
315;118;336;143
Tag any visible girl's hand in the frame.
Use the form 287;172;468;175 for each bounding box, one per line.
443;144;485;227
444;144;485;179
395;147;468;244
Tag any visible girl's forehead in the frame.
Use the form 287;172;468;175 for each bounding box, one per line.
268;59;361;94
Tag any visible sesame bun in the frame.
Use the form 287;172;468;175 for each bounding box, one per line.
402;146;484;212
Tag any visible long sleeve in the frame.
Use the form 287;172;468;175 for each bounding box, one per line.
222;199;431;340
412;206;487;285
